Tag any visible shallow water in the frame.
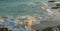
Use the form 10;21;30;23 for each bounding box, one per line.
0;0;45;16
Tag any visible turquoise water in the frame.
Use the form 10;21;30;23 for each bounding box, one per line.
0;0;45;15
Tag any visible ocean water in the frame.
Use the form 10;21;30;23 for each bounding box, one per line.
0;0;53;22
0;0;45;16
